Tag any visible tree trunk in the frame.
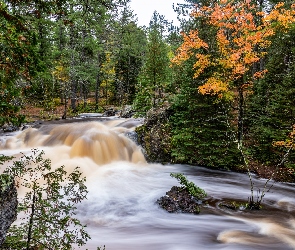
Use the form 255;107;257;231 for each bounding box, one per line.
95;52;101;111
238;84;244;150
62;96;68;119
26;186;36;250
70;79;77;112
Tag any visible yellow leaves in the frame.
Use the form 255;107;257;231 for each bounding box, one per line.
273;125;295;149
101;52;116;83
216;30;229;48
52;62;69;82
198;77;229;98
230;52;241;62
253;69;268;79
263;2;295;31
243;52;259;64
193;54;211;78
232;63;246;76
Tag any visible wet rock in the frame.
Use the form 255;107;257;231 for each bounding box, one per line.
2;125;18;133
136;107;172;163
120;105;135;118
0;176;18;246
103;109;116;117
157;186;200;214
124;131;139;145
219;201;240;210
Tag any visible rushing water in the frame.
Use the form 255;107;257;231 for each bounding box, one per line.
1;118;295;250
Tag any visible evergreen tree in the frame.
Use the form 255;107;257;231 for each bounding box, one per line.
133;11;172;115
170;0;242;169
171;50;241;169
0;1;42;127
247;24;295;169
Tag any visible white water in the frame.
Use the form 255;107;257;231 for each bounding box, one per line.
1;119;295;250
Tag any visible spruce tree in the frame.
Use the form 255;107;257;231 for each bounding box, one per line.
133;11;172;115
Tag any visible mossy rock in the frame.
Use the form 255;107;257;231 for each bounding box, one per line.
157;186;200;214
135;108;172;163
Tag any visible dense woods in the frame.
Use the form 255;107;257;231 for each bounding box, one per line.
1;0;295;177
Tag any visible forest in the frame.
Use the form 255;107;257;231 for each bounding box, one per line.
1;0;295;180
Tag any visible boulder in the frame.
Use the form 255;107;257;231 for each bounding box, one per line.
135;107;172;163
157;186;200;214
2;125;18;133
103;109;116;117
0;176;18;246
120;105;135;118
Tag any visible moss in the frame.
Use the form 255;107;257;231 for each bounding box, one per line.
136;108;172;163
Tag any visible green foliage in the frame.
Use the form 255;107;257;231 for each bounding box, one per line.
0;174;13;193
2;149;90;249
170;173;206;200
170;55;242;169
135;108;172;162
0;155;14;192
0;2;41;127
114;20;147;105
0;86;25;127
133;12;172;115
247;24;295;170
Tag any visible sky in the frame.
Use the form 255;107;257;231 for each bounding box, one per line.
129;0;187;27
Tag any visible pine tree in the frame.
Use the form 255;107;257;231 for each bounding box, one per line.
133;11;172;115
247;24;295;169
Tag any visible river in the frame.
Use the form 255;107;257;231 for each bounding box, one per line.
1;118;295;250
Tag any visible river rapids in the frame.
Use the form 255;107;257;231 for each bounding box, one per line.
0;118;294;250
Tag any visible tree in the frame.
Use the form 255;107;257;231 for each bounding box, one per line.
1;150;90;249
172;0;295;150
169;0;242;169
100;51;116;105
133;11;172;115
247;22;295;170
0;1;41;126
114;20;147;105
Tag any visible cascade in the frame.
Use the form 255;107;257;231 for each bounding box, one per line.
0;119;146;168
0;119;295;250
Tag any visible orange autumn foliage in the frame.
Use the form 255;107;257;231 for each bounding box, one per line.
172;1;295;98
273;125;295;149
171;30;208;66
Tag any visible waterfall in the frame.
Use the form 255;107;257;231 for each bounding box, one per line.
0;120;146;167
1;119;295;250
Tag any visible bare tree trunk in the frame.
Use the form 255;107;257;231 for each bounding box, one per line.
238;83;244;150
70;79;77;112
62;96;68;119
26;185;36;250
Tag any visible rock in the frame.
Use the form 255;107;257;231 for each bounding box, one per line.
120;105;135;118
0;176;18;246
124;131;139;145
21;125;31;131
136;107;172;163
103;109;116;117
2;125;18;133
157;186;200;214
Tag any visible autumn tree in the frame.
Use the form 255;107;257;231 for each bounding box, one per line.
172;0;295;151
170;0;242;168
